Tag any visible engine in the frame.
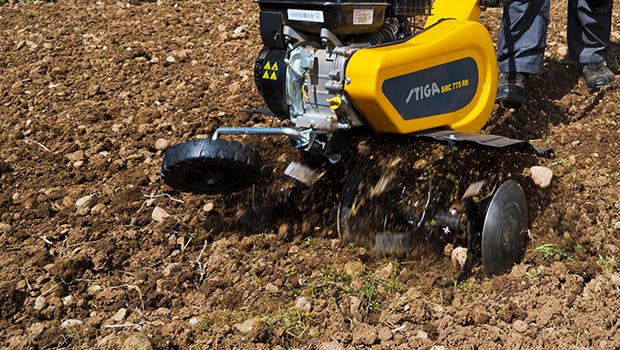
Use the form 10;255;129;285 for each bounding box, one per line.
254;1;428;132
253;0;498;158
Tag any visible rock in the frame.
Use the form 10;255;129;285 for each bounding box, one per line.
234;318;259;334
90;203;106;215
375;262;394;280
60;319;83;328
295;296;311;312
188;317;201;326
203;202;214;212
75;194;98;215
416;330;429;339
513;320;528;333
154;138;170;151
62;295;75;307
34;296;48;311
111;308;128;322
530;166;553;188
451;247;468;270
344;260;365;278
264;282;279;293
87;284;103;295
65;149;85;163
121;333;153;350
151;206;170;223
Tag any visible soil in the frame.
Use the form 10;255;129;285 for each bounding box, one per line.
1;0;619;349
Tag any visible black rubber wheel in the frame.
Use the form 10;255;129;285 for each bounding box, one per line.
161;138;261;195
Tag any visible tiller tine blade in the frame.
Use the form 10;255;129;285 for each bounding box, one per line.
374;231;413;256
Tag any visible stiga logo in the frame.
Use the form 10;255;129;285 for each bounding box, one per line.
383;57;478;120
406;82;441;103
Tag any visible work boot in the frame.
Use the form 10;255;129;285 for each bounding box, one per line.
496;72;529;106
582;61;616;90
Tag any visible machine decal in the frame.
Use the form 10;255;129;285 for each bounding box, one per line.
382;57;478;120
287;9;324;23
353;8;374;25
261;61;279;80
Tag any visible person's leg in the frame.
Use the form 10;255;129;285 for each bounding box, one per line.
568;0;615;89
496;0;550;104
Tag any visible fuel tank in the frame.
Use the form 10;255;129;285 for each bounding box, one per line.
344;19;497;134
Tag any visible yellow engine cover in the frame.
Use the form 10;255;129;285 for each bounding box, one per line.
344;19;497;134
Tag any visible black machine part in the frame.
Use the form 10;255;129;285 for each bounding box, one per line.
481;179;529;275
161;138;261;195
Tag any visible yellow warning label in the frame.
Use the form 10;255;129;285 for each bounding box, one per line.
262;61;279;80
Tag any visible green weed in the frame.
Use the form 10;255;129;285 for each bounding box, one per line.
534;242;581;261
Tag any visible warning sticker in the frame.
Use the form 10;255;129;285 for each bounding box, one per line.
287;9;324;23
353;8;374;25
262;61;279;80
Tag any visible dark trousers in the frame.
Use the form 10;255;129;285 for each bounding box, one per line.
497;0;612;74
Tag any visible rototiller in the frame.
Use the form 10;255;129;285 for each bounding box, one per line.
161;0;551;280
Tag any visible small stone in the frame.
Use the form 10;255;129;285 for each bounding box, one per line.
295;296;311;312
234;318;258;334
344;260;365;278
34;296;48;311
90;203;106;215
63;295;75;306
203;202;214;212
264;282;279;293
87;284;103;295
121;333;153;350
165;56;176;63
451;247;468;270
65;150;85;163
151;206;170;223
513;320;528;333
416;330;428;339
530;166;553;188
61;319;83;328
154;138;170;151
375;262;394;280
75;194;98;215
288;245;300;255
111;308;127;322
